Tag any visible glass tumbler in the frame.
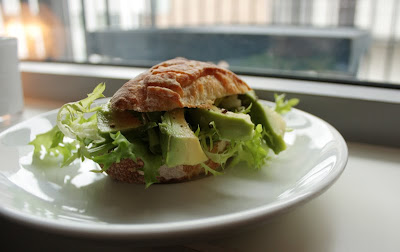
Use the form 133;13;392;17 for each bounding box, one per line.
0;37;24;128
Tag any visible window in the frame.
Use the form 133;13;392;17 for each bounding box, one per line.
1;0;399;147
1;0;399;86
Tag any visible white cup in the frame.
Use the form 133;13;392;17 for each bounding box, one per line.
0;37;24;124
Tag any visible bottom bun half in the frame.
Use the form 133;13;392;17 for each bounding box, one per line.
105;158;220;184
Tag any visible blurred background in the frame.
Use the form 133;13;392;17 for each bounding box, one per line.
0;0;399;85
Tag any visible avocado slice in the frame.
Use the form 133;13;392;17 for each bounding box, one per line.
238;91;287;154
187;106;255;141
159;109;208;167
97;104;143;134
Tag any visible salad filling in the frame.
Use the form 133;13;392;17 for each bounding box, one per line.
30;83;298;187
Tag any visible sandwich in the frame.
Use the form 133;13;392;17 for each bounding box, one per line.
30;58;298;187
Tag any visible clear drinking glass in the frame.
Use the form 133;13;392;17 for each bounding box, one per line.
0;37;24;129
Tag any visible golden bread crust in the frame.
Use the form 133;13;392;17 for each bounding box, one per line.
110;58;251;112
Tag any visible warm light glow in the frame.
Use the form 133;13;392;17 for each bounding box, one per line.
1;3;62;60
5;20;24;37
4;19;46;59
25;23;42;38
4;20;28;58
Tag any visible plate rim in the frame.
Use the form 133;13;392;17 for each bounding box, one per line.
0;102;348;240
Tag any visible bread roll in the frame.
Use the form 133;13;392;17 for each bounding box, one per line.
110;58;251;112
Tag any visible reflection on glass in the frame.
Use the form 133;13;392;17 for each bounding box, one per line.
0;0;398;84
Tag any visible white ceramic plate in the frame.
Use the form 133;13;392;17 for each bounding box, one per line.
0;102;347;242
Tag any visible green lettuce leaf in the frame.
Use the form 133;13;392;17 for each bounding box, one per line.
274;94;299;115
198;123;269;170
229;124;269;169
92;132;161;187
30;83;163;187
29;126;79;166
57;83;106;142
92;132;137;171
200;163;223;176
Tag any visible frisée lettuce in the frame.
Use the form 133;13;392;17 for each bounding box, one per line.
30;83;297;187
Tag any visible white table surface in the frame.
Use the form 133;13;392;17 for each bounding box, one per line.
1;99;399;252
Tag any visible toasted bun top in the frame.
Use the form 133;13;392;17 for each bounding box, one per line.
110;58;251;112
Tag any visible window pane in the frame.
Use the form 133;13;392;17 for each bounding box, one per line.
1;0;399;85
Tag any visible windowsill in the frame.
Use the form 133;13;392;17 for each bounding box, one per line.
20;61;400;104
20;61;400;147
